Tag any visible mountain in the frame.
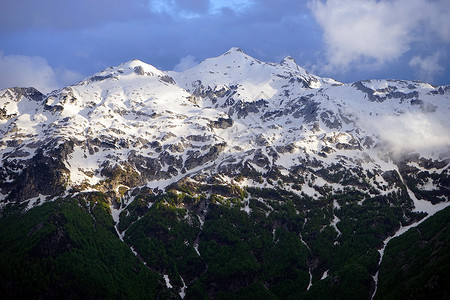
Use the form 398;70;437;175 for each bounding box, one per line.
0;48;449;299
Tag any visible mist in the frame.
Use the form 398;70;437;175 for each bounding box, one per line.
370;112;450;158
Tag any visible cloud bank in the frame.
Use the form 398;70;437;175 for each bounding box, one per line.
0;52;83;93
174;55;199;72
371;112;450;157
409;52;444;83
308;0;450;73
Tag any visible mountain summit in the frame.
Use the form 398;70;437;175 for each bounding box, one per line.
0;48;449;299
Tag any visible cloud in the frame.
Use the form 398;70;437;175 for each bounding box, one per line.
174;55;199;71
424;1;450;43
370;112;450;157
0;52;83;93
57;67;85;86
308;0;450;72
409;52;444;83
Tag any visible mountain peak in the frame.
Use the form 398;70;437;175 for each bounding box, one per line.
280;56;308;73
224;47;246;55
280;55;296;65
82;59;166;84
118;59;164;76
1;46;449;300
219;47;256;62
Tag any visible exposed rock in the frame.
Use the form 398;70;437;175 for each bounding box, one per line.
10;87;45;102
161;132;177;142
209;117;233;129
276;143;296;154
134;66;145;75
159;75;176;85
184;143;226;170
4;140;73;202
89;74;114;82
320;111;341;129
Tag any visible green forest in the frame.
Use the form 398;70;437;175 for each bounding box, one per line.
0;186;448;299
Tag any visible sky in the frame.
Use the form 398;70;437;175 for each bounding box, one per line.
0;0;449;93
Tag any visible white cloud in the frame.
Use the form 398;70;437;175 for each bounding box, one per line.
174;55;199;71
308;0;450;72
370;112;450;157
0;52;83;93
424;1;450;43
409;52;444;83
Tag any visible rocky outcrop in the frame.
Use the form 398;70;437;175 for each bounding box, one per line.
184;143;226;170
210;117;233;129
3;140;73;202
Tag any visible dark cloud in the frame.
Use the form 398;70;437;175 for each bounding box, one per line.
175;0;210;13
0;0;152;32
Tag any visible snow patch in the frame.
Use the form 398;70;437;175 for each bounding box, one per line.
193;243;201;256
179;276;187;299
307;268;313;291
164;275;173;289
331;215;342;237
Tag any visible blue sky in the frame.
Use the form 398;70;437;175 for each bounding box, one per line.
0;0;449;93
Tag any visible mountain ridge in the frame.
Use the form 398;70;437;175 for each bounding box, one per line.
0;47;449;299
1;47;449;204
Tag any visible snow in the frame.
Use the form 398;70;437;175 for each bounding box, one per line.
301;183;318;198
197;215;204;228
298;232;311;252
163;275;173;289
179;276;187;299
193;243;201;256
331;215;342;237
0;49;449;272
110;193;144;243
241;195;251;215
130;246;138;256
307;268;313;291
0;191;9;202
333;199;341;210
66;146;106;186
417;178;438;191
6;53;446;197
395;168;448;216
170;47;332;106
371;176;450;300
25;194;48;211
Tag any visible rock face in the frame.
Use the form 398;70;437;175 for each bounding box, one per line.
1;140;72;202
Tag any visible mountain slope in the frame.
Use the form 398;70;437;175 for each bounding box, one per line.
0;48;449;299
0;194;172;299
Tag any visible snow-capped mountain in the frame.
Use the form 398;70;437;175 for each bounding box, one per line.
1;47;448;205
1;47;449;299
